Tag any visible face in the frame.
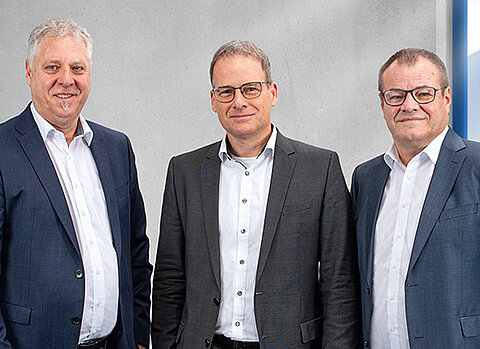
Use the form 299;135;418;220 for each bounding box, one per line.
210;55;277;143
380;57;451;155
26;35;91;134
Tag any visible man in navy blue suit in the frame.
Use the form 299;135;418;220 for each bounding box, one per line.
352;48;480;348
0;18;151;348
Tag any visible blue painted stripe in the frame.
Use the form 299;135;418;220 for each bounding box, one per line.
452;0;468;138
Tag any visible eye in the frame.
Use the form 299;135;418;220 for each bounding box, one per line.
45;65;58;72
72;65;85;74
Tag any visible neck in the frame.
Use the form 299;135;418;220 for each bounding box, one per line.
227;128;272;157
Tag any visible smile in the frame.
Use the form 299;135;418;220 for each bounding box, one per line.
55;94;74;99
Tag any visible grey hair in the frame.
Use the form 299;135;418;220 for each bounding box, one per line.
209;40;272;87
378;48;449;92
28;18;93;66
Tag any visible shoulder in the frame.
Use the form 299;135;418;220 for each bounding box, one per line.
353;154;385;178
87;120;129;144
278;134;337;161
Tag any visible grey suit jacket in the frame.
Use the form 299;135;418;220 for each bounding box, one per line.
152;131;361;349
352;128;480;348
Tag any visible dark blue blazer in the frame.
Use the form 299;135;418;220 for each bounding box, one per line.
352;129;480;348
0;105;152;348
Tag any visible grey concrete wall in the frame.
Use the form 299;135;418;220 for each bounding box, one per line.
0;0;452;262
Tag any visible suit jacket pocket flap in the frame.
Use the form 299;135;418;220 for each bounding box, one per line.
0;302;31;325
461;315;480;338
282;200;313;216
300;316;322;343
439;203;478;222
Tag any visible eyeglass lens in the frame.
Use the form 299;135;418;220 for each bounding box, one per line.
215;82;263;102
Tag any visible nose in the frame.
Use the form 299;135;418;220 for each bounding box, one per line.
231;89;247;109
57;67;74;86
401;91;418;112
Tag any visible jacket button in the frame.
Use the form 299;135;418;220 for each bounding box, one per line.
205;338;210;347
213;297;220;306
72;316;81;325
75;270;84;279
367;287;371;295
364;339;369;347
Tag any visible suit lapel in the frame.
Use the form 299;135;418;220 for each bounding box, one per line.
201;143;222;290
364;160;391;287
256;132;296;282
89;125;122;259
15;106;80;255
409;130;466;271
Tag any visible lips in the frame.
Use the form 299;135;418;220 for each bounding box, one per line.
54;93;75;99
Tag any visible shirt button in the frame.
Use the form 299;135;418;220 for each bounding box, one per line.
239;260;245;265
213;297;220;306
96;270;100;275
389;295;394;300
205;339;211;347
240;229;246;234
235;321;240;327
406;174;412;180
237;291;243;296
242;198;247;204
390;326;395;332
401;203;407;208
245;171;250;176
397;233;402;238
392;264;397;269
75;270;84;279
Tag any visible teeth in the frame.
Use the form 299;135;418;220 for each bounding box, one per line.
56;94;73;99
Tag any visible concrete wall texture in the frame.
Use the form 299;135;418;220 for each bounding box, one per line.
0;0;452;262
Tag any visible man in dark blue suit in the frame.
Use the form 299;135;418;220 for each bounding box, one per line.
352;48;480;348
0;18;152;348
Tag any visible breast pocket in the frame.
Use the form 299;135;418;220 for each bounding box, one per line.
439;203;478;222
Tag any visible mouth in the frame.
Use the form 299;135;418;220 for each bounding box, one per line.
230;113;254;118
54;93;75;99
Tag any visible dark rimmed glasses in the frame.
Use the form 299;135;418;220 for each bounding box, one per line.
381;86;444;106
212;81;270;103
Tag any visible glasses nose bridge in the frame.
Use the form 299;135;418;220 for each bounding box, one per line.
402;89;419;108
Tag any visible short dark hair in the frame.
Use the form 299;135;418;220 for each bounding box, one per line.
378;48;449;92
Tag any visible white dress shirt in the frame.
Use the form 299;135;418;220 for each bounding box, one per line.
31;104;119;343
371;126;448;349
215;126;277;341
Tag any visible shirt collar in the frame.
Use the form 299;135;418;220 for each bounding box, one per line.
384;125;449;169
218;124;277;163
30;103;94;145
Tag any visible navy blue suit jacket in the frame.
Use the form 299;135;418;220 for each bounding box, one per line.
352;129;480;348
0;105;152;348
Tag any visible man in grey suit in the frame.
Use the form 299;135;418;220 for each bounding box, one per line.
352;48;480;348
152;40;360;349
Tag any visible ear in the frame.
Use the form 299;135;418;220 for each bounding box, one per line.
269;82;278;107
210;89;217;113
379;93;385;111
26;59;33;86
443;86;451;114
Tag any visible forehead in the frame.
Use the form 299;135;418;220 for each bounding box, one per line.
35;35;89;62
382;58;441;90
212;54;265;86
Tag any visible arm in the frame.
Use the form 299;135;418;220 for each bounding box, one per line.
151;158;186;349
0;173;13;348
319;152;361;348
127;138;153;348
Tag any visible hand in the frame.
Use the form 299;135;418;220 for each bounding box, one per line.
138;345;146;349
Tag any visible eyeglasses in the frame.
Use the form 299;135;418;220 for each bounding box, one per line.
212;81;270;103
381;86;444;106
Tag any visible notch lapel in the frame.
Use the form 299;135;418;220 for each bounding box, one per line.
364;160;391;287
256;133;296;282
15;107;80;256
409;130;466;271
201;143;222;290
89;125;122;259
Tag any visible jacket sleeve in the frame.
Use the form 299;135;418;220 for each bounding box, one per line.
318;152;361;348
0;171;14;348
126;137;153;348
151;157;186;349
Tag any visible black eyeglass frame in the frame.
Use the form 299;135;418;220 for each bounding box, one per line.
380;86;445;106
212;81;271;103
